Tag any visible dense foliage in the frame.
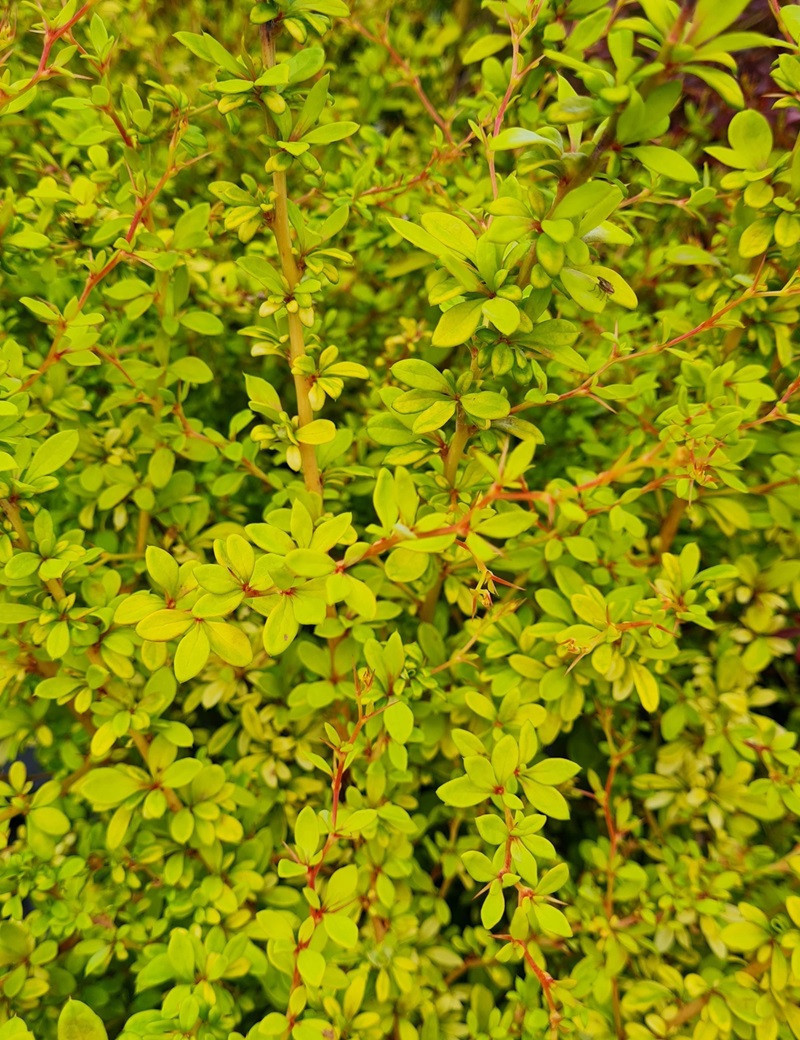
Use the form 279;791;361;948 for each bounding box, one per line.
2;0;800;1037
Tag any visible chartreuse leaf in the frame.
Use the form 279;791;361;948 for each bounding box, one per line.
302;121;359;144
392;358;450;391
4;4;800;1035
420;212;478;259
533;902;573;938
174;623;210;681
492;128;560;151
263;598;299;656
631;662;659;712
385;701;414;742
692;0;751;45
297;948;326;987
482;297;520;335
0;1019;34;1040
481;880;505;928
25;431;80;481
720;921;769;951
727;109;772;170
386;216;455;258
323;913;359;948
463;34;509;63
179;311;224;335
294;805;319;857
436;776;483;807
78;769;143;808
58;1001;108;1040
297;419;336;444
432;300;485;347
461;392;510;420
630;146;699;184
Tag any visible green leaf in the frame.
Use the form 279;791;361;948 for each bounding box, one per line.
437;776;486;807
305;0;349;14
167;929;196;980
58;1001;108;1040
285;549;335;576
0;602;40;624
431;300;484;348
554;182;622;221
104;278;152;301
179;311;224;335
325;864;359;907
136;610;194;641
586;266;638;309
720;921;769;951
78;769;142;808
0;1018;34;1040
631;662;659;712
161;759;204;787
373;468;399;531
392;359;450;392
174;623;211;682
323;913;359;948
386;216;454;258
527;759;580;785
412;399;456;433
492;128;560;151
146;546;179;592
295;805;320;857
25;431;79;482
29;806;70;836
665;244;720;266
296;419;336;444
482;297;520;335
522;779;570;819
297;948;326;987
461;392;510;420
481;880;505;928
420;212;477;260
174;31;243;75
302;121;359;145
683;64;743;108
738;218;773;258
692;0;751;45
462;34;510;63
727;109;773;169
171;357;214;383
206;622;253;666
533;902;573;938
20;297;60;322
385;701;414;743
537;862;570;895
6;230;50;250
630;146;699;183
263;598;300;656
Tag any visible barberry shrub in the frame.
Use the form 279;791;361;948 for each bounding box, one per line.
1;0;800;1037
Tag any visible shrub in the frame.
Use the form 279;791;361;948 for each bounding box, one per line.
2;0;800;1037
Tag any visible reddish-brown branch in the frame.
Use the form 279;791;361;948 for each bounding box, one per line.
1;1;98;112
20;125;187;392
104;106;134;147
493;935;560;1033
743;372;800;429
348;18;454;144
767;0;796;44
514;284;765;415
